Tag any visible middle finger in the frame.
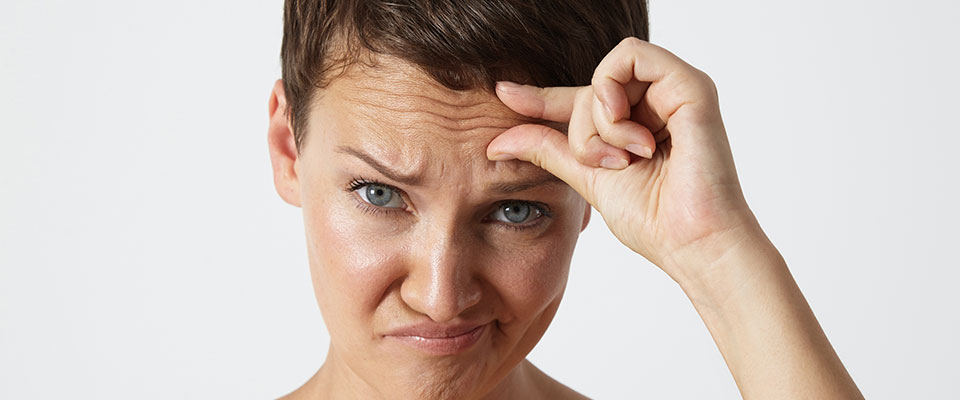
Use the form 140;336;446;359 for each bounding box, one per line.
568;87;630;169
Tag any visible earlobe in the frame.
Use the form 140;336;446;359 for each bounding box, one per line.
267;79;302;207
580;202;592;232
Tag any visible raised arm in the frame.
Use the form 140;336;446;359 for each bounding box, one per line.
486;37;863;399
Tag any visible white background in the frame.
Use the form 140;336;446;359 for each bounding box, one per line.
2;0;958;398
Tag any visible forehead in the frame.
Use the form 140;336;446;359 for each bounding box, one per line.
305;58;563;187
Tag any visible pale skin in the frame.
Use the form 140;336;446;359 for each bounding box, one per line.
268;37;863;399
269;60;593;399
487;37;864;399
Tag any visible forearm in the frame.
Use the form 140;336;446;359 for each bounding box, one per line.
677;230;863;399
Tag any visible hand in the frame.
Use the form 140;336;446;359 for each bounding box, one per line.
487;38;866;398
487;37;767;286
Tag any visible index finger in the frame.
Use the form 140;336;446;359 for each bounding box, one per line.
495;81;583;123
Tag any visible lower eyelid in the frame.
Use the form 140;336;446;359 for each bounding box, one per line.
351;194;387;216
494;208;551;231
350;190;398;215
498;219;548;232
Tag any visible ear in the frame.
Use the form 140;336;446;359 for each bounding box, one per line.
267;79;302;207
580;202;592;232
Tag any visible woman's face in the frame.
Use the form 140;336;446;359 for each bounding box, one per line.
283;60;590;398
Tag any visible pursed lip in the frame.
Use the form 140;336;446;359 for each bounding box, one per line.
383;321;490;356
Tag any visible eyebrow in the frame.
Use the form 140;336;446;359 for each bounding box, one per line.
484;174;565;194
336;145;426;186
336;145;565;193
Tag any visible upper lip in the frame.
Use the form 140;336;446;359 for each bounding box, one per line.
384;321;489;338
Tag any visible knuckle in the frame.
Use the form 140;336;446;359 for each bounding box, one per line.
695;68;716;88
530;87;550;119
595;124;619;145
619;36;645;49
674;66;718;100
692;68;719;99
569;139;591;164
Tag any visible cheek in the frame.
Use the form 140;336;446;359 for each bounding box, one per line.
301;186;407;336
484;213;581;325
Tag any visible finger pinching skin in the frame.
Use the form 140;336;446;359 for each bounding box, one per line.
590;90;655;159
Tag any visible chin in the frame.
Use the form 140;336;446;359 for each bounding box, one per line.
377;329;504;399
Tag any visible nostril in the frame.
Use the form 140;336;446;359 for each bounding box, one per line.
426;288;477;323
461;286;482;310
400;271;482;323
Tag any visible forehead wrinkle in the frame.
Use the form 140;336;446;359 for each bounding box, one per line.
337;116;561;194
350;103;524;140
328;114;432;180
342;95;534;162
338;103;567;194
318;58;572;192
341;86;529;137
329;58;534;134
343;106;510;161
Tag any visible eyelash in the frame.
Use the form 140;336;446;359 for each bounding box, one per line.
346;177;406;217
495;202;553;232
344;176;553;232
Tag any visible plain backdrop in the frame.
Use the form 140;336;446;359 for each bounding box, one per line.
2;0;958;398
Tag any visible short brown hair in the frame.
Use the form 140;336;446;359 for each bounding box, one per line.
281;0;649;151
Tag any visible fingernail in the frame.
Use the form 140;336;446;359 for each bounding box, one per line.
625;144;653;159
490;152;517;161
600;156;628;169
496;81;522;93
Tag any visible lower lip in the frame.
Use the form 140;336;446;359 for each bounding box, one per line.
387;324;488;356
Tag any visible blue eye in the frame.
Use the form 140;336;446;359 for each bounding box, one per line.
354;183;406;209
491;201;544;225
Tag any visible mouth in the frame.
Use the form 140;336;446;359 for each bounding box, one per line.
384;322;489;356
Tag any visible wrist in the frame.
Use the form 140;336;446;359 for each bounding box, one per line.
670;230;864;399
669;224;788;315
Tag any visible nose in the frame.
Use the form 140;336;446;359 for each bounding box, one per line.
400;224;482;322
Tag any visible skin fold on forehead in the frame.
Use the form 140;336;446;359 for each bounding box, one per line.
301;57;568;191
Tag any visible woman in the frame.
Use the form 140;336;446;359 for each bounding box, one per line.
266;0;863;398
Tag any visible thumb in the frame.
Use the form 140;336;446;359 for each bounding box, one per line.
487;123;598;203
